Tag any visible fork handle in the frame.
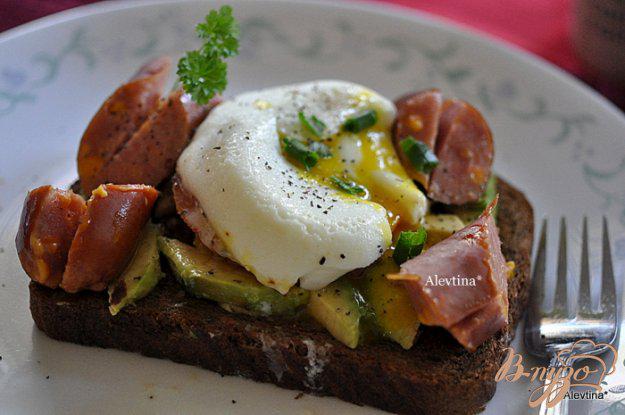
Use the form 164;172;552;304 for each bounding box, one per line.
539;355;569;415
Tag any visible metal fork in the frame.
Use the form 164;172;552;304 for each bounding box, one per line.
524;217;618;415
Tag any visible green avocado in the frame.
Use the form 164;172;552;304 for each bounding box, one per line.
158;237;309;316
307;279;363;349
423;213;465;248
358;257;420;349
108;222;164;316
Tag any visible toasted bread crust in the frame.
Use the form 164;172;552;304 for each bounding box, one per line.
29;178;533;415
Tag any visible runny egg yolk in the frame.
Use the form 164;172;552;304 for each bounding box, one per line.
284;105;426;234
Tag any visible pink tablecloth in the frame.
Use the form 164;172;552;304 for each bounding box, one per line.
373;0;580;75
0;0;622;109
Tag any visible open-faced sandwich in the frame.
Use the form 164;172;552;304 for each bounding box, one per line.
15;7;533;415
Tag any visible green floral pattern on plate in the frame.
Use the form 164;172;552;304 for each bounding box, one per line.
0;28;95;116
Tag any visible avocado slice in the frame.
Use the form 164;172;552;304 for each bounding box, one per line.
108;222;164;315
307;279;363;348
158;237;309;316
423;214;465;248
359;257;420;349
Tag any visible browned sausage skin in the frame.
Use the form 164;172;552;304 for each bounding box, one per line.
393;89;443;189
97;90;218;187
60;184;159;293
77;56;172;194
15;186;86;288
428;99;494;205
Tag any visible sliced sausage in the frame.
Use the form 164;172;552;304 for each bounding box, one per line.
77;56;172;194
15;186;86;288
448;294;507;352
388;198;506;351
97;90;216;187
428;99;494;205
171;175;229;257
60;184;159;293
393;89;443;188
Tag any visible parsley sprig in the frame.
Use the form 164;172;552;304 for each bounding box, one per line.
177;5;240;104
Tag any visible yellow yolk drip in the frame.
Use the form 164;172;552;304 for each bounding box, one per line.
278;86;427;237
284;107;424;234
311;127;416;230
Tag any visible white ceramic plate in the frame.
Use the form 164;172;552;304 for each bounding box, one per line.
1;1;625;414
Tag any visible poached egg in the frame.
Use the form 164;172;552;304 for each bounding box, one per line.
177;80;426;293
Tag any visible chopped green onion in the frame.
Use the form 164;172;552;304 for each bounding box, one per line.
399;136;439;174
283;137;319;171
330;176;366;196
476;174;497;210
309;141;332;158
298;112;327;138
342;110;377;133
393;228;427;265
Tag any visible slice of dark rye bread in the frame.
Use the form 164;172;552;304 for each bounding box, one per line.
28;178;533;415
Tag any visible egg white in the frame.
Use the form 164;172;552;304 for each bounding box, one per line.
177;80;416;293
